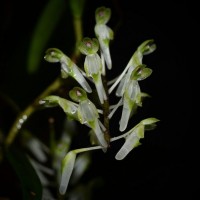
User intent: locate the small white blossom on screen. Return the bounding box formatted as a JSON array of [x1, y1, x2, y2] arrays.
[[79, 37, 107, 104], [94, 6, 114, 70], [44, 48, 92, 93], [69, 87, 108, 148]]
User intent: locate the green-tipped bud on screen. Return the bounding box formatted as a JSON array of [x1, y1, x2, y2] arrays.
[[44, 48, 64, 62], [138, 39, 156, 55], [131, 64, 153, 81], [141, 117, 160, 125], [78, 37, 99, 55], [69, 87, 87, 103], [95, 6, 111, 24], [141, 117, 160, 130]]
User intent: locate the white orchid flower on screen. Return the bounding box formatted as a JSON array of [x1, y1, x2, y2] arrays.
[[116, 40, 156, 97], [59, 150, 77, 195], [115, 117, 159, 160], [119, 64, 153, 131], [108, 39, 156, 96], [69, 87, 108, 148], [119, 80, 141, 132], [94, 6, 114, 70], [44, 48, 92, 93], [59, 145, 104, 195], [39, 95, 78, 121], [78, 37, 107, 104]]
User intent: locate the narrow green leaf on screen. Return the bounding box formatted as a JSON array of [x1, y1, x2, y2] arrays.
[[27, 0, 66, 74], [6, 146, 42, 200]]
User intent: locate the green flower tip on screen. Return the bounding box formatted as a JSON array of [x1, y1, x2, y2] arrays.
[[69, 87, 87, 102], [138, 39, 156, 55], [39, 95, 59, 107], [131, 64, 152, 81], [95, 6, 111, 24], [143, 118, 160, 130], [141, 117, 160, 125], [44, 48, 64, 63], [78, 37, 99, 55]]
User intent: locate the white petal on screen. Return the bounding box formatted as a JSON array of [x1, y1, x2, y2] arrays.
[[115, 133, 139, 160], [95, 76, 107, 104], [95, 24, 110, 39], [73, 66, 92, 93], [108, 98, 123, 119], [99, 40, 112, 70], [79, 100, 98, 123], [59, 151, 76, 195], [93, 119, 108, 148], [119, 106, 131, 132], [26, 139, 48, 163], [115, 76, 126, 97], [115, 146, 129, 161], [85, 54, 102, 75], [71, 153, 90, 184]]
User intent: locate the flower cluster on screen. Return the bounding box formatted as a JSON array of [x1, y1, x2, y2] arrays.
[[40, 6, 159, 196]]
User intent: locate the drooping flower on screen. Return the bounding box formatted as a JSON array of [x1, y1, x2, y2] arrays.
[[94, 6, 114, 70], [79, 37, 107, 104], [69, 87, 108, 148], [44, 48, 92, 93], [108, 39, 156, 96], [39, 95, 78, 121], [59, 150, 77, 195], [119, 64, 153, 131], [115, 118, 160, 160]]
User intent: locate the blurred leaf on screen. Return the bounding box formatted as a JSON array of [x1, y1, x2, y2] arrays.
[[6, 146, 42, 200], [27, 0, 66, 74], [70, 152, 91, 184]]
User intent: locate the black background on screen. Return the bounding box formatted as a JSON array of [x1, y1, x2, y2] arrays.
[[0, 0, 196, 199]]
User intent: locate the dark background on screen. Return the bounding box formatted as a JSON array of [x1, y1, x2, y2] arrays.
[[0, 0, 196, 199]]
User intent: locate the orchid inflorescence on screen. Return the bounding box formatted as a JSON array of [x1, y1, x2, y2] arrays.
[[40, 6, 159, 196]]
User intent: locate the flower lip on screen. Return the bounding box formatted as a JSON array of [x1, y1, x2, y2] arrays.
[[69, 87, 87, 103], [78, 37, 99, 55], [95, 6, 111, 24], [138, 39, 156, 55], [130, 64, 153, 81], [44, 48, 64, 62]]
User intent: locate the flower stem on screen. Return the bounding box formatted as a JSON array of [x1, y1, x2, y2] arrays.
[[5, 4, 84, 148], [71, 15, 82, 62], [74, 145, 103, 154], [5, 77, 63, 147]]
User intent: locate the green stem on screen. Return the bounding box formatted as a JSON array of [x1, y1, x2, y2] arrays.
[[5, 77, 63, 147], [72, 133, 128, 154], [5, 3, 84, 148], [74, 145, 103, 154], [71, 17, 82, 62]]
